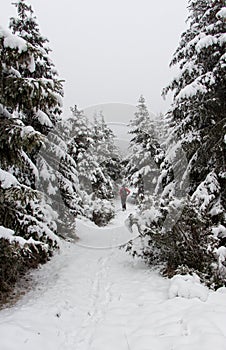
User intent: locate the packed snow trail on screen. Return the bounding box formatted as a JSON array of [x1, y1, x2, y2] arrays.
[[0, 202, 226, 350]]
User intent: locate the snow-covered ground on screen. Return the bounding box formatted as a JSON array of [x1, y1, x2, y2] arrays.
[[1, 201, 226, 350]]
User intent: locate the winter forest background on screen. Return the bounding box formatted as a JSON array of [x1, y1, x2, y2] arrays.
[[0, 0, 225, 305]]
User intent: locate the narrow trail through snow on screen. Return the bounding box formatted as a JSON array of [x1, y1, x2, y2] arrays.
[[0, 201, 226, 350]]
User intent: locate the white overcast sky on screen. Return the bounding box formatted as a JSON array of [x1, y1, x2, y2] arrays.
[[1, 0, 189, 117]]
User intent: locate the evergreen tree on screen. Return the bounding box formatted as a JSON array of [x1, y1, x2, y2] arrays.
[[68, 106, 113, 199], [92, 111, 122, 183], [9, 0, 64, 133], [0, 28, 58, 298], [65, 106, 115, 225], [35, 124, 81, 237], [6, 1, 79, 237], [126, 95, 162, 204], [0, 3, 65, 301], [0, 26, 59, 242], [161, 0, 226, 232], [127, 1, 226, 288]]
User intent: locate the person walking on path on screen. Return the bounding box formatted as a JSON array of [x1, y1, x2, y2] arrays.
[[119, 184, 130, 211]]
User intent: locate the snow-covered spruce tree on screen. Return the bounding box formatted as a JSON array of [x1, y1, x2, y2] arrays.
[[0, 3, 83, 304], [35, 124, 81, 238], [125, 95, 163, 205], [127, 1, 226, 288], [65, 106, 115, 226], [9, 0, 64, 133], [92, 111, 122, 184], [6, 1, 79, 238], [56, 119, 85, 219], [0, 16, 64, 301]]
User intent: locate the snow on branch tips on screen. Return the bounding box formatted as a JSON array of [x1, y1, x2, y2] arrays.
[[0, 225, 46, 249], [195, 35, 217, 52], [176, 80, 207, 101], [0, 26, 27, 53], [0, 168, 19, 189], [191, 172, 220, 212], [216, 7, 226, 20]]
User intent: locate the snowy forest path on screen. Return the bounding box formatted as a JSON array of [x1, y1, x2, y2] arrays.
[[0, 201, 226, 349]]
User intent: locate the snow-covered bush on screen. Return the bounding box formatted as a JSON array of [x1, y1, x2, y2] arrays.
[[168, 273, 209, 302], [126, 202, 226, 289], [89, 198, 115, 227]]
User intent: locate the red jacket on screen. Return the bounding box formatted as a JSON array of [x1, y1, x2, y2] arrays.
[[119, 187, 130, 197]]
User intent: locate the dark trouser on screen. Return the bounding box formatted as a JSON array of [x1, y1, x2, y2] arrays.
[[121, 196, 127, 210]]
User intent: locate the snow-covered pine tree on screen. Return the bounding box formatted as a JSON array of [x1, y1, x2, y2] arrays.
[[92, 111, 122, 184], [164, 0, 226, 201], [35, 123, 82, 238], [68, 106, 110, 199], [0, 27, 59, 301], [65, 106, 115, 226], [125, 95, 162, 205], [9, 0, 63, 133], [162, 0, 226, 283], [128, 0, 226, 288], [0, 2, 80, 304], [7, 1, 80, 238], [56, 119, 84, 218]]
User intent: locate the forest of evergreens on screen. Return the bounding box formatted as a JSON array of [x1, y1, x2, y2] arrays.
[[0, 0, 225, 304]]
